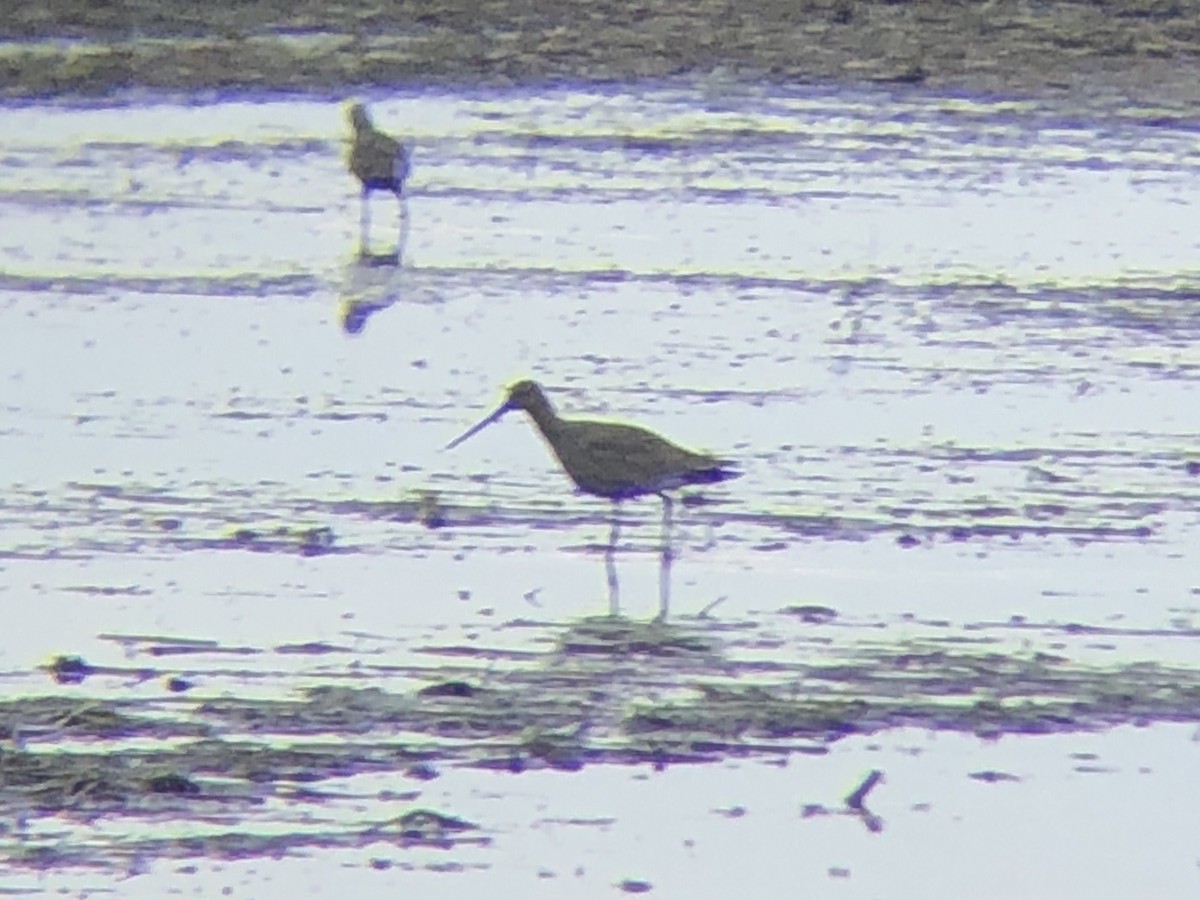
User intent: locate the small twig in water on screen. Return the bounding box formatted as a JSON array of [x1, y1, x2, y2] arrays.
[[697, 595, 728, 619], [846, 769, 884, 811]]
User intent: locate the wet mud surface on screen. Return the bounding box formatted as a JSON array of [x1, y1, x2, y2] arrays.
[[2, 84, 1200, 894]]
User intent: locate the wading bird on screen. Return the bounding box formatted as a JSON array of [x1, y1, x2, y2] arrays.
[[446, 380, 739, 619], [346, 101, 410, 258]]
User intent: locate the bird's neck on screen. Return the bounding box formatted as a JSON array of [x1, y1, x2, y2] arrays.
[[522, 396, 563, 440]]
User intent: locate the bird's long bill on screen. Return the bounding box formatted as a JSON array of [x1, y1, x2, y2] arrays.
[[445, 404, 508, 450]]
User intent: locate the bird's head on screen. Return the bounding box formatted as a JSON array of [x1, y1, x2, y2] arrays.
[[445, 379, 553, 450], [502, 379, 551, 415], [346, 102, 371, 132]]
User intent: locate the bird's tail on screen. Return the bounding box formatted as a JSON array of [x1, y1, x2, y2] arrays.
[[695, 462, 741, 485], [394, 147, 412, 189]]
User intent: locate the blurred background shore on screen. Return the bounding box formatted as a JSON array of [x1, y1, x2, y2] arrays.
[[4, 0, 1200, 104]]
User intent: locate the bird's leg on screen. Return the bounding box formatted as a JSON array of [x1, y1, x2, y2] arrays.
[[657, 494, 675, 621], [396, 193, 410, 264], [359, 188, 371, 256], [605, 503, 620, 617]]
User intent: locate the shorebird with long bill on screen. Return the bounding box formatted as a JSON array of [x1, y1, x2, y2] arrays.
[[446, 380, 739, 619]]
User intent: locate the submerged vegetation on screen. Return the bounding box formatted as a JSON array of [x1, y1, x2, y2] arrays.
[[5, 617, 1200, 868]]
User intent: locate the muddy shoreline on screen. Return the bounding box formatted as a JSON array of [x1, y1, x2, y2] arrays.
[[3, 0, 1200, 105]]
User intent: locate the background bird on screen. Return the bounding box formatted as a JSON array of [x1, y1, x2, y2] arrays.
[[346, 101, 411, 258], [447, 380, 739, 619]]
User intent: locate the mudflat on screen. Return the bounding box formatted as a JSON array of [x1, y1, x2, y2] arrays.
[[3, 0, 1200, 103]]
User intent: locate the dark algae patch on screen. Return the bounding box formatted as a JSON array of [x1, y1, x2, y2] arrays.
[[0, 695, 207, 744], [4, 0, 1200, 100], [5, 622, 1200, 871]]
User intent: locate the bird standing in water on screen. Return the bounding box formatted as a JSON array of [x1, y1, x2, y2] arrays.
[[346, 101, 410, 258], [446, 380, 739, 620]]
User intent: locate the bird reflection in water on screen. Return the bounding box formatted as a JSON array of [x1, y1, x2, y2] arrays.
[[337, 264, 402, 335]]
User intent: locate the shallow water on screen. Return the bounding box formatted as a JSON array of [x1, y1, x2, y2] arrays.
[[1, 82, 1199, 896]]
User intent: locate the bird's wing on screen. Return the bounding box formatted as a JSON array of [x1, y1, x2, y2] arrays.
[[355, 130, 405, 183], [559, 422, 716, 495]]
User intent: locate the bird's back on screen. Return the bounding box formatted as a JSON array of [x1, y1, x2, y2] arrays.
[[544, 417, 736, 500], [350, 124, 409, 192]]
